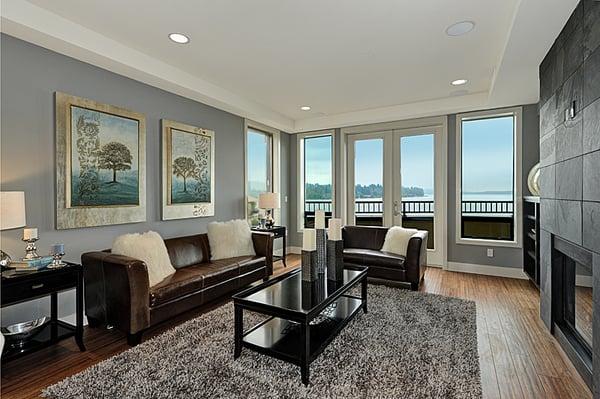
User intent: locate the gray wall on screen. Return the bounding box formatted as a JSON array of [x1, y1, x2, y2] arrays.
[[287, 106, 540, 270], [0, 35, 290, 324]]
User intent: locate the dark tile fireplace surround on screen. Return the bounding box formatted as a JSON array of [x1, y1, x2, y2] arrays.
[[538, 0, 600, 395]]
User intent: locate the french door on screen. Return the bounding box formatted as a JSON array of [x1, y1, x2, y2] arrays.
[[346, 127, 445, 267]]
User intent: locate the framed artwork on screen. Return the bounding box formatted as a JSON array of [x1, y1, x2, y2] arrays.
[[161, 119, 215, 220], [55, 92, 146, 229]]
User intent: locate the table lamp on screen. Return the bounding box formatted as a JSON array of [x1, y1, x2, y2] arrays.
[[258, 192, 280, 229], [0, 191, 26, 267]]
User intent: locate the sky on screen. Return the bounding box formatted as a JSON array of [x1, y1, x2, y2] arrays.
[[247, 129, 269, 196], [304, 135, 332, 185], [461, 116, 514, 193]]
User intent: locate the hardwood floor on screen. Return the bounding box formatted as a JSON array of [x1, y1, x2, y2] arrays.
[[1, 256, 593, 398]]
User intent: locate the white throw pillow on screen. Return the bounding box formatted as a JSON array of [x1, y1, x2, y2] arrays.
[[112, 231, 176, 287], [207, 219, 256, 261], [381, 226, 418, 257]]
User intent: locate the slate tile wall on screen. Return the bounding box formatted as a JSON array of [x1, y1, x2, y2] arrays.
[[539, 1, 600, 396]]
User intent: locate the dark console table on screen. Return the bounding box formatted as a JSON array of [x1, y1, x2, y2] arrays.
[[1, 262, 85, 361], [232, 266, 368, 385], [251, 225, 286, 267]]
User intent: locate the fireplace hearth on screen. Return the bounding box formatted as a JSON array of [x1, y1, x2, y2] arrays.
[[552, 235, 594, 388]]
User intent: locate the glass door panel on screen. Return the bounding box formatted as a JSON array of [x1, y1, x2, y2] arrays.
[[348, 135, 386, 226], [400, 134, 435, 249]]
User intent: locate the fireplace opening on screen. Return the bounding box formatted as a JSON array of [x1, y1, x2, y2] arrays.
[[552, 236, 593, 385]]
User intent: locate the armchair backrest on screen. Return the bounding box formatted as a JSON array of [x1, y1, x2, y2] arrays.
[[342, 225, 389, 250]]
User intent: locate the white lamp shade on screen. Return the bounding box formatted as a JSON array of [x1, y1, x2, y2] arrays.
[[0, 191, 26, 230], [258, 192, 280, 209]]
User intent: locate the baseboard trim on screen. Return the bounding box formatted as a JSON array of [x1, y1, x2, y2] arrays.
[[447, 262, 528, 279], [287, 246, 302, 255]]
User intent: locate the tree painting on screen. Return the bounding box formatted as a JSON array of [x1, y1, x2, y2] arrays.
[[172, 157, 197, 192], [98, 142, 133, 183], [70, 106, 139, 207], [170, 129, 211, 204]]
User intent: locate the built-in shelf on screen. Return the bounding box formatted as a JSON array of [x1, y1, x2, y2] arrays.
[[523, 197, 540, 289]]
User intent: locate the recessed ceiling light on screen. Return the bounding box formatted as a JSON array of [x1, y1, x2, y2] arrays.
[[300, 106, 311, 111], [451, 79, 468, 86], [168, 33, 190, 44], [446, 21, 475, 37]]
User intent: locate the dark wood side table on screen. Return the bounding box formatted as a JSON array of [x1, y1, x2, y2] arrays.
[[251, 225, 286, 267], [1, 262, 85, 362]]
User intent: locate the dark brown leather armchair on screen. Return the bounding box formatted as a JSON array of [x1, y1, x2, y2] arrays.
[[342, 226, 428, 290], [82, 232, 273, 345]]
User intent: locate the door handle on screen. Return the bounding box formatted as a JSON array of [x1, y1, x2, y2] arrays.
[[393, 201, 400, 217], [31, 283, 44, 289]]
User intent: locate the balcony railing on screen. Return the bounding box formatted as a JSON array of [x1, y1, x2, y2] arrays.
[[304, 199, 515, 241]]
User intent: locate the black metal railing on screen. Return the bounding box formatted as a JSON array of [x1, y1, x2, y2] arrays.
[[303, 199, 515, 240]]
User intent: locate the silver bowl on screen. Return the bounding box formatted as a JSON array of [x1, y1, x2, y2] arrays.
[[1, 317, 50, 342]]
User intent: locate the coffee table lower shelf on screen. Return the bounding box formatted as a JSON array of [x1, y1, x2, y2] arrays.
[[237, 295, 365, 384]]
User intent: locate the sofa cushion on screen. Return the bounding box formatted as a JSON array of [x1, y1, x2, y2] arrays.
[[149, 267, 205, 307], [164, 234, 209, 269], [343, 248, 406, 269], [207, 219, 256, 261], [149, 260, 242, 307], [227, 256, 267, 275], [112, 231, 176, 287]]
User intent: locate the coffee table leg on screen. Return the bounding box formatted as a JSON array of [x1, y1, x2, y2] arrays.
[[301, 321, 310, 385], [362, 276, 368, 314], [234, 304, 242, 359]]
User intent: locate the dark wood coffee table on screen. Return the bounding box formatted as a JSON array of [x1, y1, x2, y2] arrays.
[[232, 266, 368, 385]]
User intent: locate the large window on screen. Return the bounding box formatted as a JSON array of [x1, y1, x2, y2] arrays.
[[247, 128, 273, 226], [299, 132, 334, 228], [456, 108, 521, 245]]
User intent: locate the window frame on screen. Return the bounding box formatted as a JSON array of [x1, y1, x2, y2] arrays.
[[296, 130, 335, 232], [455, 107, 523, 248], [244, 120, 280, 226]]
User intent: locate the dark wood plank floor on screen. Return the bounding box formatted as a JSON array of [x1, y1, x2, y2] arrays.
[[1, 256, 592, 398]]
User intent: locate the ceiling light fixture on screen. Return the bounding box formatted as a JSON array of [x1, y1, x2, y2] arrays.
[[168, 33, 190, 44], [446, 21, 475, 37], [451, 79, 468, 86], [300, 106, 311, 111]]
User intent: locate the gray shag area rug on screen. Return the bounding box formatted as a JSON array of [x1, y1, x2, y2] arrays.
[[43, 285, 481, 398]]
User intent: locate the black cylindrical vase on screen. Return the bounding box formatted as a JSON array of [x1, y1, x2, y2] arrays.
[[327, 240, 344, 281], [301, 250, 318, 281], [316, 229, 327, 274]]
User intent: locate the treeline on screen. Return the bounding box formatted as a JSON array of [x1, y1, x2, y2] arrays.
[[305, 183, 425, 199]]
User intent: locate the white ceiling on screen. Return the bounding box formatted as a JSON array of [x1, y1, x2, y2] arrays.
[[1, 0, 579, 132]]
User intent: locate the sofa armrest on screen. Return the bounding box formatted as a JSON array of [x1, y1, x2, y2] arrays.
[[81, 251, 150, 334], [252, 231, 274, 276], [405, 231, 428, 284]]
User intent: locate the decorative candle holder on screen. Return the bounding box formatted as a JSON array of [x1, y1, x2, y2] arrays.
[[49, 253, 66, 268], [301, 250, 318, 282], [22, 237, 41, 260], [316, 228, 327, 274], [327, 240, 344, 281]]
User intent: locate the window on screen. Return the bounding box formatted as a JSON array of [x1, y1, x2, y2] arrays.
[[298, 132, 334, 229], [246, 128, 273, 226], [456, 108, 521, 246]]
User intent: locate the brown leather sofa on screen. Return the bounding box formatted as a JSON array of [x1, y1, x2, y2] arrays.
[[342, 226, 428, 290], [82, 231, 273, 345]]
